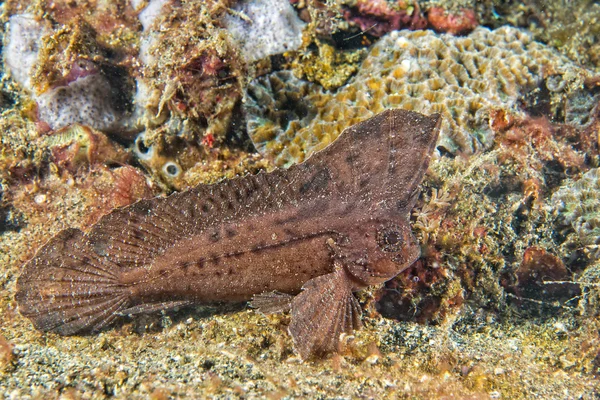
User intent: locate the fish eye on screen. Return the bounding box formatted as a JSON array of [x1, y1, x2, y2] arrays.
[[376, 225, 404, 252]]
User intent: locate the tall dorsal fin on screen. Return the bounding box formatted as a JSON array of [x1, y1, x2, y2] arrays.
[[303, 109, 441, 212]]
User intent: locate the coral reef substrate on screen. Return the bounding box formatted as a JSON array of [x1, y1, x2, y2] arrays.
[[0, 0, 599, 398], [245, 26, 592, 167]]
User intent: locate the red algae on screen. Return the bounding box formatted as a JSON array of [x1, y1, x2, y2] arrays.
[[427, 7, 478, 36], [341, 0, 427, 37], [511, 247, 581, 302]]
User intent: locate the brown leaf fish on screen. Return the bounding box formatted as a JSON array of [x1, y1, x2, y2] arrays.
[[16, 109, 441, 359]]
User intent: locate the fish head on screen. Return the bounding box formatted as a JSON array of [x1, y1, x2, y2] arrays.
[[342, 217, 420, 287]]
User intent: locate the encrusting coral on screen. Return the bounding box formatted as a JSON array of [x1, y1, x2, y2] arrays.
[[245, 26, 592, 167], [552, 168, 600, 262]]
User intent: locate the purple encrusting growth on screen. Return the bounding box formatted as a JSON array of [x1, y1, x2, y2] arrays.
[[16, 109, 440, 359]]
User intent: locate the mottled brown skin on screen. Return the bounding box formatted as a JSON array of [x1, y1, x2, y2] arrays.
[[16, 109, 441, 359]]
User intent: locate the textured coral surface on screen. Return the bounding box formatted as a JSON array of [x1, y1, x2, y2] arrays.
[[553, 168, 600, 261], [246, 27, 591, 167], [1, 0, 599, 398]]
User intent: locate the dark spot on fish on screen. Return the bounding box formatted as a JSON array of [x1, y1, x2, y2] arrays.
[[178, 261, 191, 273], [273, 217, 288, 226], [235, 189, 245, 203], [299, 168, 330, 195], [209, 231, 220, 243], [283, 228, 296, 238], [131, 229, 144, 240], [201, 203, 210, 213], [225, 228, 237, 238], [184, 204, 197, 219], [131, 201, 152, 214], [359, 177, 371, 189], [396, 199, 409, 211], [397, 187, 419, 211]]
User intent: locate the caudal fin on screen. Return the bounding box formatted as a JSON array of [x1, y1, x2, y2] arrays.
[[16, 228, 129, 335]]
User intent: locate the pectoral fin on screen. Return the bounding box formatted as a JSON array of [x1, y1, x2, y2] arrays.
[[250, 291, 293, 314], [289, 269, 362, 360]]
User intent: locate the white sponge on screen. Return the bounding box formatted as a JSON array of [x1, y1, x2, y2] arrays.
[[3, 14, 49, 92], [224, 0, 305, 63]]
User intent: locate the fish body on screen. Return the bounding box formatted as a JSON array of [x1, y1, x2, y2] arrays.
[[16, 109, 441, 359]]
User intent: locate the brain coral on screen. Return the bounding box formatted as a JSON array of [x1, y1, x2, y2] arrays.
[[552, 168, 600, 261], [245, 26, 591, 166]]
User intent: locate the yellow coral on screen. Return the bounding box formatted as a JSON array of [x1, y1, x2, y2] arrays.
[[246, 27, 592, 166]]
